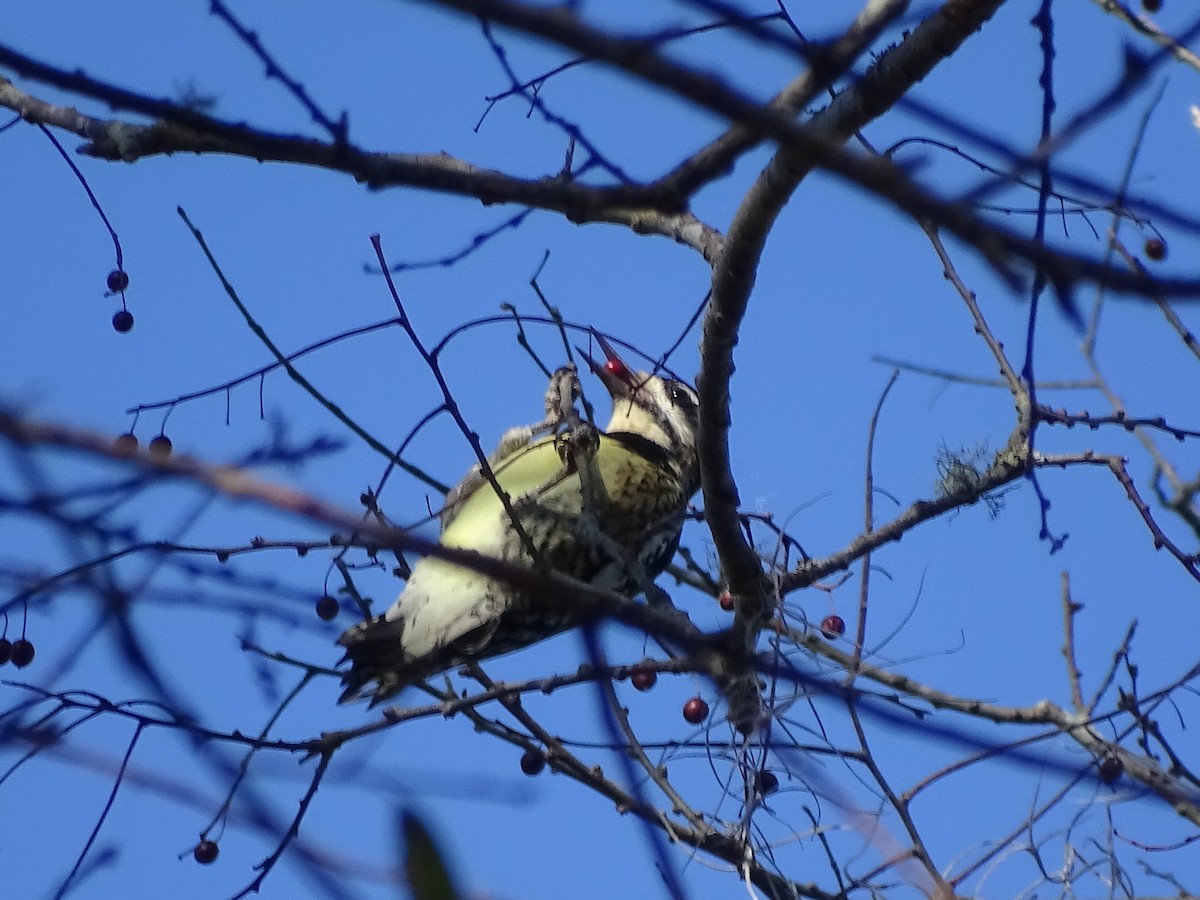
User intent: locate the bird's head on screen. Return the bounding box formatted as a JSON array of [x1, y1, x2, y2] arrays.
[[579, 332, 700, 489]]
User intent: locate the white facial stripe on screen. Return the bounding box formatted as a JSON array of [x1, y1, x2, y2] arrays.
[[604, 374, 698, 458]]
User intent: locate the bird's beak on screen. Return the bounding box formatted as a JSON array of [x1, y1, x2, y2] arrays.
[[578, 331, 639, 399]]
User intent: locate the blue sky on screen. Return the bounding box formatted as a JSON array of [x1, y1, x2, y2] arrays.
[[3, 2, 1200, 899]]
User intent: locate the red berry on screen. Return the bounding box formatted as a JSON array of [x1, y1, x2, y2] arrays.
[[112, 310, 134, 333], [718, 590, 735, 612], [193, 840, 219, 864], [820, 614, 845, 639], [631, 665, 657, 692], [1098, 755, 1123, 783], [682, 697, 709, 724], [756, 770, 779, 795], [106, 269, 130, 292], [1144, 237, 1166, 260], [519, 748, 546, 776], [113, 432, 138, 456], [148, 434, 173, 459], [315, 595, 339, 621], [10, 639, 35, 669], [0, 638, 11, 665]]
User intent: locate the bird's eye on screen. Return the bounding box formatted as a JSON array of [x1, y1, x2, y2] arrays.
[[668, 383, 696, 411]]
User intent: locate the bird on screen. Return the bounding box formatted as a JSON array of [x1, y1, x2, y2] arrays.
[[337, 335, 701, 704]]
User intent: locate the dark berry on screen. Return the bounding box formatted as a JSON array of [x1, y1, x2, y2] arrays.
[[148, 435, 173, 459], [682, 697, 709, 724], [820, 614, 845, 639], [0, 638, 11, 665], [519, 748, 546, 776], [113, 432, 138, 456], [1141, 0, 1162, 12], [112, 310, 134, 333], [1144, 237, 1166, 260], [315, 595, 339, 621], [106, 269, 130, 293], [718, 590, 735, 612], [10, 639, 35, 669], [631, 665, 657, 692], [193, 840, 219, 864], [1098, 755, 1123, 783], [756, 770, 779, 795]]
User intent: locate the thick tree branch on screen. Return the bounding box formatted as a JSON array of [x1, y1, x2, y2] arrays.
[[702, 0, 1008, 727], [0, 62, 719, 259], [4, 9, 1199, 294], [419, 0, 1200, 298], [656, 0, 912, 198]]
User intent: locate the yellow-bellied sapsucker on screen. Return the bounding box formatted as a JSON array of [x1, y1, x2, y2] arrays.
[[337, 336, 700, 704]]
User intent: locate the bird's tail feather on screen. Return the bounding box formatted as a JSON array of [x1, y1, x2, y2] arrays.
[[337, 616, 419, 705], [337, 615, 491, 705]]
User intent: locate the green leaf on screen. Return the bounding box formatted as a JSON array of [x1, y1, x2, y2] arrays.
[[398, 809, 461, 900]]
